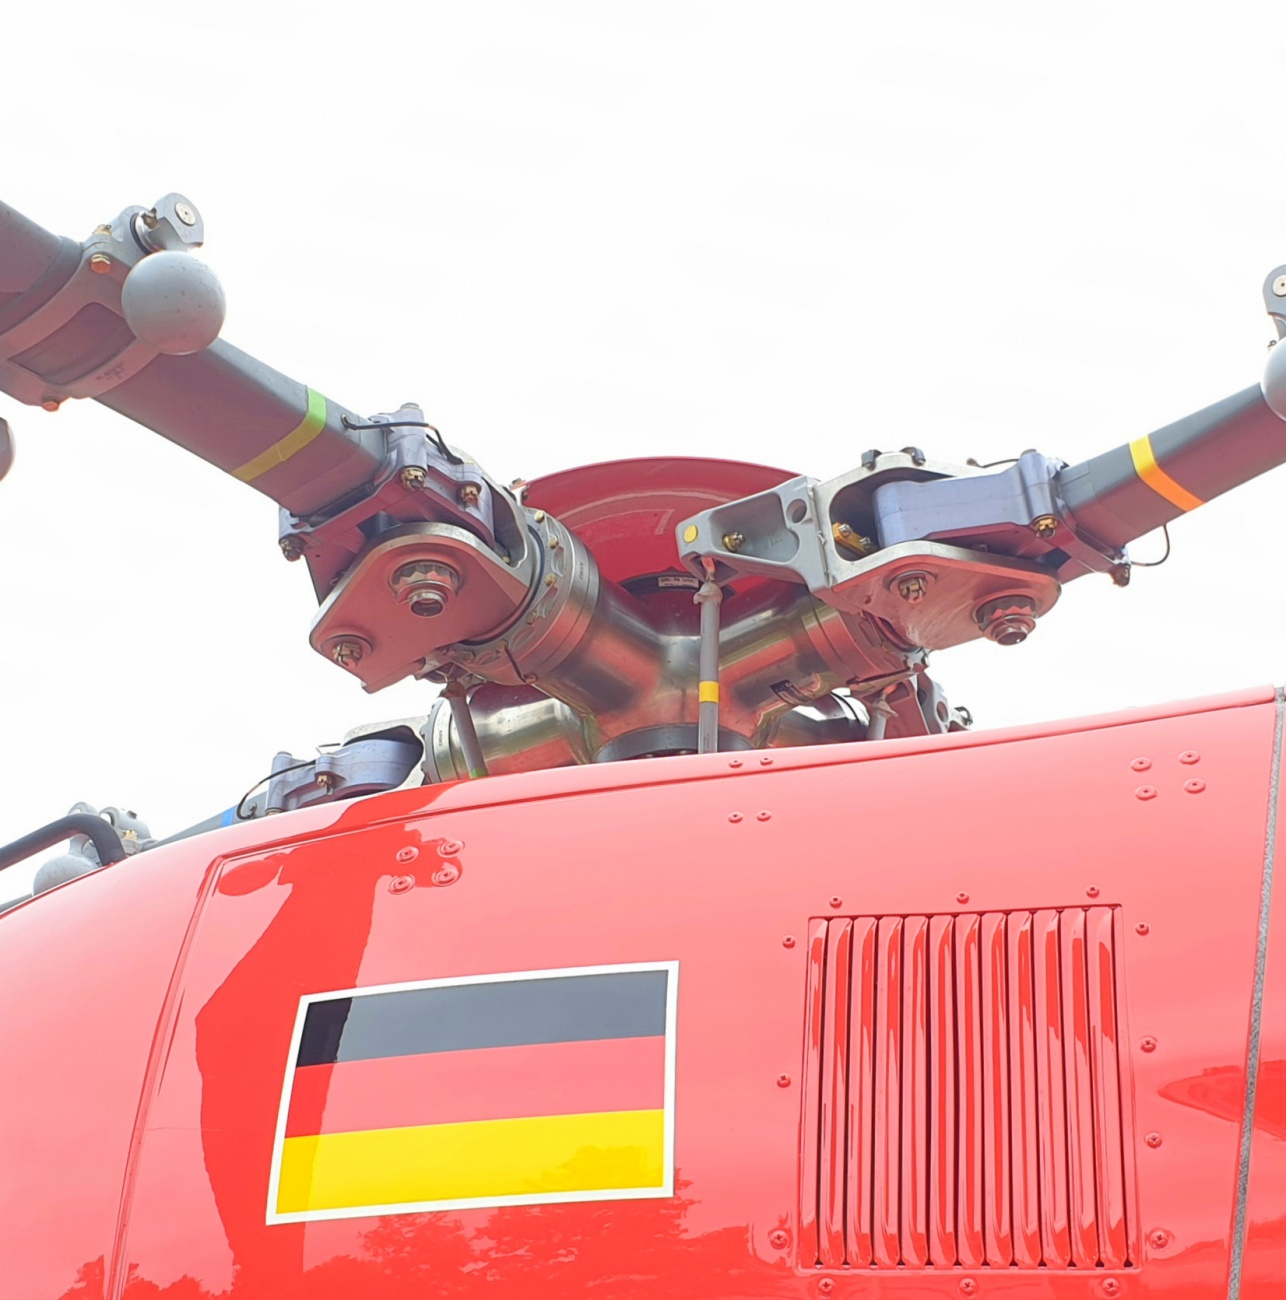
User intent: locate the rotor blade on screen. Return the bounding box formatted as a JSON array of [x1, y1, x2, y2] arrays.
[[1057, 385, 1286, 550], [0, 199, 385, 518]]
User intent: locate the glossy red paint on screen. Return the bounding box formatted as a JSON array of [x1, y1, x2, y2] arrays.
[[0, 685, 1282, 1298]]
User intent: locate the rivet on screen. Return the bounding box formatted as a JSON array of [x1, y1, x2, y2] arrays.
[[388, 875, 415, 894], [759, 755, 774, 766], [768, 1228, 790, 1250], [1184, 778, 1206, 794], [756, 810, 772, 821], [432, 864, 460, 886], [1148, 1229, 1170, 1250], [1140, 1036, 1157, 1052], [956, 891, 970, 904], [396, 846, 418, 863], [782, 935, 796, 948], [1179, 750, 1200, 765], [777, 1073, 792, 1088], [1135, 922, 1150, 935], [533, 510, 546, 523], [728, 758, 743, 768], [439, 840, 463, 856], [1130, 757, 1151, 772], [959, 1282, 977, 1297], [1135, 786, 1157, 801], [728, 812, 743, 823], [1086, 885, 1100, 898], [829, 895, 843, 909], [1145, 1132, 1163, 1148]]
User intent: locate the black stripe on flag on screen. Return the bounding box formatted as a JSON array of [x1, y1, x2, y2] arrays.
[[296, 969, 670, 1067]]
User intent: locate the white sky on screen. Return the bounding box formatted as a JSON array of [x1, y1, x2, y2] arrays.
[[3, 2, 1286, 892]]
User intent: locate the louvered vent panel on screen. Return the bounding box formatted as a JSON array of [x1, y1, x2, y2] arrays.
[[799, 909, 1134, 1270]]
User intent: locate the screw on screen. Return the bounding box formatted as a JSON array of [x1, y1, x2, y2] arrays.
[[756, 810, 772, 821], [1102, 1282, 1121, 1298], [1145, 1132, 1163, 1148], [1184, 778, 1206, 794], [959, 1282, 977, 1297], [330, 639, 366, 669], [722, 531, 745, 552], [439, 839, 464, 856], [433, 864, 460, 885], [279, 536, 304, 562], [1135, 786, 1157, 801], [88, 252, 113, 275], [388, 874, 415, 894], [729, 758, 743, 768], [768, 1228, 789, 1249], [1148, 1229, 1170, 1250], [1141, 1036, 1157, 1052], [759, 755, 774, 766], [1086, 885, 1100, 898], [398, 465, 427, 492], [777, 1074, 791, 1088], [782, 935, 796, 948], [956, 891, 970, 904], [1274, 275, 1286, 298], [458, 483, 481, 508], [829, 895, 843, 908], [728, 812, 743, 823], [396, 846, 418, 863], [897, 572, 929, 603], [1032, 514, 1058, 539], [1179, 750, 1200, 764], [315, 772, 334, 790], [1135, 922, 1150, 935], [1130, 757, 1152, 772], [818, 1281, 835, 1296]]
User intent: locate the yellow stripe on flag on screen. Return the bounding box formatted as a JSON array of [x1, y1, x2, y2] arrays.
[[277, 1108, 665, 1213], [1128, 435, 1204, 513]]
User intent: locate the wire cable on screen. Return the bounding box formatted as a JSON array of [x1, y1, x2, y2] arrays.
[[341, 415, 463, 465]]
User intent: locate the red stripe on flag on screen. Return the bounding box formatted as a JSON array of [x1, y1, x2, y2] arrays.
[[285, 1034, 667, 1137]]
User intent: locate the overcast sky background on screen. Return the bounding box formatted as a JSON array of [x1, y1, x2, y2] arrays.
[[3, 2, 1286, 891]]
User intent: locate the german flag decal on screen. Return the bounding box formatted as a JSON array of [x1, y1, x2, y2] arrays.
[[266, 962, 678, 1223]]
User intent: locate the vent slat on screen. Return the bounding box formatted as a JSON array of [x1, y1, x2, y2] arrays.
[[980, 912, 1013, 1266], [845, 917, 877, 1266], [1088, 907, 1131, 1267], [954, 914, 985, 1267], [799, 918, 828, 1266], [1061, 907, 1100, 1267], [873, 917, 902, 1267], [819, 920, 851, 1268], [802, 908, 1131, 1272], [928, 915, 958, 1267]]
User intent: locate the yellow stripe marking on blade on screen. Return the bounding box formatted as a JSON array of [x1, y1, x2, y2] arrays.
[[698, 681, 720, 704], [277, 1108, 665, 1214], [1128, 435, 1204, 513], [231, 387, 328, 484]]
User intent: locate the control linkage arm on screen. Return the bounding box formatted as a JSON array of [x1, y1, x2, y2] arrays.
[[675, 265, 1286, 653]]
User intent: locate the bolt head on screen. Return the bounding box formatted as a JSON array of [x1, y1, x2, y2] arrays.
[[722, 531, 745, 552], [1086, 885, 1100, 898], [1140, 1036, 1157, 1052], [458, 483, 481, 508], [1145, 1131, 1162, 1148], [398, 465, 427, 492], [829, 895, 843, 909], [279, 536, 304, 562], [782, 935, 796, 948], [776, 1073, 791, 1088], [40, 398, 61, 412], [1032, 514, 1058, 539], [897, 571, 930, 603], [956, 891, 970, 904], [88, 252, 113, 275], [329, 638, 367, 669]]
